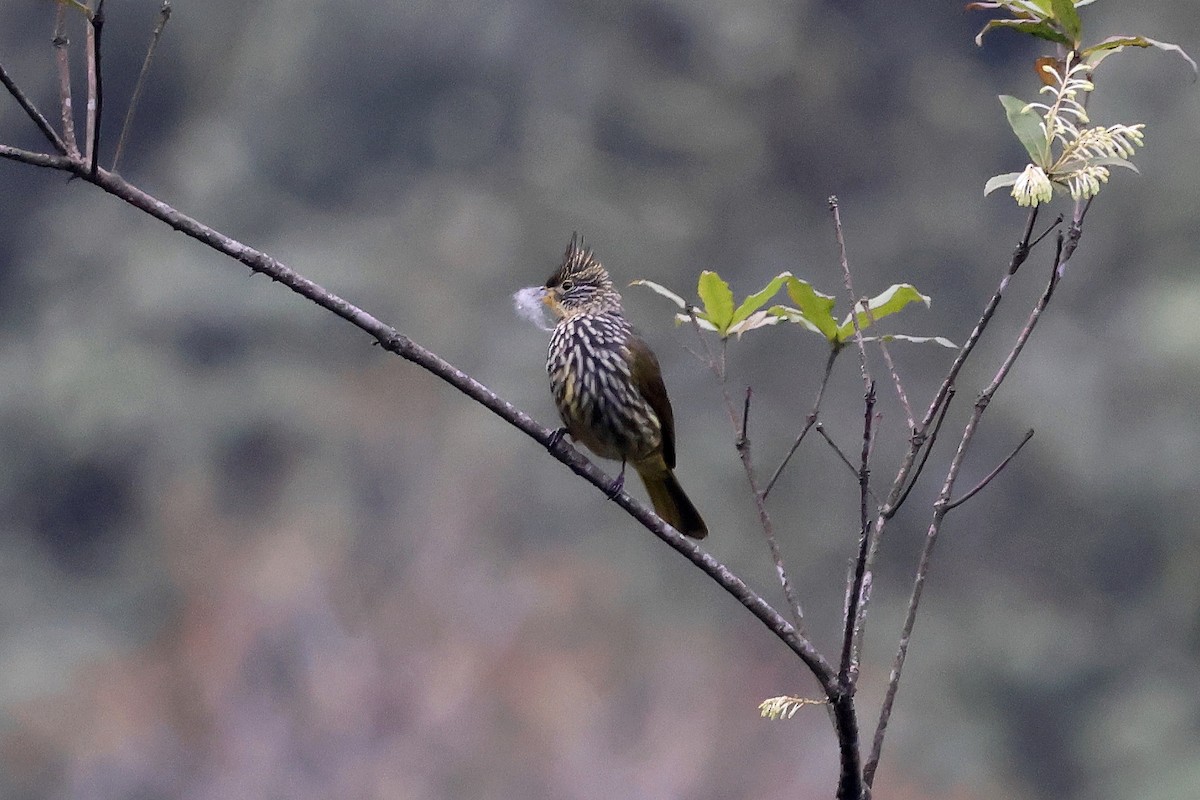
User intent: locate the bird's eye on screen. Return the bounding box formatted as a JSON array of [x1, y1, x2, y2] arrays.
[[560, 279, 575, 291]]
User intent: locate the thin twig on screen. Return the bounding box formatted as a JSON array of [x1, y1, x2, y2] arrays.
[[861, 298, 914, 429], [889, 386, 955, 515], [839, 381, 876, 689], [864, 232, 1068, 791], [52, 4, 80, 158], [829, 196, 872, 392], [815, 423, 859, 478], [84, 4, 97, 167], [944, 428, 1034, 511], [113, 0, 172, 172], [763, 345, 840, 500], [87, 0, 105, 177], [0, 63, 70, 156], [738, 387, 752, 447], [726, 382, 807, 630]]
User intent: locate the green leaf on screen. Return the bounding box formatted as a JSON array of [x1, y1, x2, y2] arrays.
[[1000, 94, 1050, 167], [630, 279, 688, 309], [783, 277, 839, 341], [1082, 35, 1198, 76], [697, 271, 735, 335], [1049, 0, 1081, 45], [984, 172, 1024, 196], [730, 272, 791, 328], [836, 284, 931, 343], [975, 19, 1072, 48]]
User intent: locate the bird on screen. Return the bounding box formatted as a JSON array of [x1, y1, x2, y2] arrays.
[[539, 234, 708, 539]]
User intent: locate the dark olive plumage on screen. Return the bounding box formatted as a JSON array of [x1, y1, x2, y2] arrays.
[[542, 235, 707, 539]]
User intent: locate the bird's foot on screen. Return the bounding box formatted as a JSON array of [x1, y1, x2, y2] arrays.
[[548, 427, 570, 450], [606, 461, 627, 499]]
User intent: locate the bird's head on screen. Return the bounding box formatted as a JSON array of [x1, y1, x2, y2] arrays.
[[541, 235, 622, 319]]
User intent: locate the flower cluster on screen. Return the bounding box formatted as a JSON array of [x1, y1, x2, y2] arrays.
[[988, 53, 1147, 208], [1017, 55, 1145, 205]]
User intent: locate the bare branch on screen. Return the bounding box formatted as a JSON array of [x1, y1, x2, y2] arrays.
[[849, 208, 1044, 691], [3, 148, 842, 697], [738, 386, 752, 446]]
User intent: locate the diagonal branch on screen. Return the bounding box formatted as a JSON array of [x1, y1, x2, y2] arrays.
[[0, 144, 842, 701]]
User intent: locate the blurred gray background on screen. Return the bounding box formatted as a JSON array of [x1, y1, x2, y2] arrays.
[[1, 1, 1198, 798]]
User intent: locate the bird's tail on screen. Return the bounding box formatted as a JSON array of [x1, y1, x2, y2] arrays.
[[639, 467, 708, 539]]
